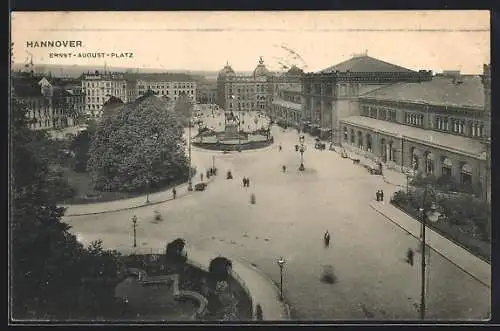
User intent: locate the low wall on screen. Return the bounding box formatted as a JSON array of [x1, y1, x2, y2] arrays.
[[192, 137, 274, 152]]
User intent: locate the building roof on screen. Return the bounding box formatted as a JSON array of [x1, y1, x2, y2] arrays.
[[124, 72, 196, 82], [360, 75, 484, 109], [286, 65, 304, 76], [253, 57, 272, 77], [218, 64, 236, 79], [321, 55, 416, 74], [340, 115, 486, 159]]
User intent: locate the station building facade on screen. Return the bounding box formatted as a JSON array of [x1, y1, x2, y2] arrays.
[[339, 67, 491, 200], [300, 53, 432, 140]]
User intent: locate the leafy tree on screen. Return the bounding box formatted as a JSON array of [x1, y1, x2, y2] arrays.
[[10, 99, 119, 319], [69, 122, 97, 172], [87, 96, 190, 193], [173, 92, 194, 127]]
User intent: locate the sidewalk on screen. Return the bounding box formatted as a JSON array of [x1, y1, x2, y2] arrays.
[[370, 201, 491, 288]]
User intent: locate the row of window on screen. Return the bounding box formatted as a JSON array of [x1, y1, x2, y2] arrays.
[[406, 113, 424, 126], [137, 89, 195, 96], [137, 83, 195, 89], [86, 89, 125, 96], [361, 105, 397, 122], [84, 81, 126, 88], [228, 87, 266, 94], [435, 116, 484, 137]]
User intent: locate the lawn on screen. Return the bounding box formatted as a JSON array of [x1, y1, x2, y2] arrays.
[[58, 166, 194, 205]]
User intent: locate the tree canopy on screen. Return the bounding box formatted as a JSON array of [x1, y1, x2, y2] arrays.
[[173, 93, 194, 127], [11, 99, 120, 319], [87, 96, 190, 193]]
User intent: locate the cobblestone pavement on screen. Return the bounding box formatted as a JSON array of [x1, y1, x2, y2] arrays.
[[64, 115, 490, 321]]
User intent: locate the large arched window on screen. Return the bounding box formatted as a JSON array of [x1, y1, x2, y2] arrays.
[[424, 151, 434, 175], [357, 131, 363, 149], [344, 127, 348, 141], [350, 129, 355, 144], [366, 133, 372, 153], [442, 157, 452, 177], [460, 163, 473, 186]]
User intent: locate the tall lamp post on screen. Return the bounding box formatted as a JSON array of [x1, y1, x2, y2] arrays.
[[419, 185, 430, 320], [298, 135, 306, 171], [187, 107, 193, 191], [132, 215, 138, 248], [277, 257, 286, 301]]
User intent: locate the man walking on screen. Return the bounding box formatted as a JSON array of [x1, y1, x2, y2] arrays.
[[406, 248, 414, 266], [324, 230, 331, 248], [172, 187, 177, 199]]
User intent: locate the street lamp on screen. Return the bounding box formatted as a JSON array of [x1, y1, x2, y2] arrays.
[[419, 185, 430, 320], [277, 257, 286, 301], [132, 215, 138, 248], [298, 135, 306, 171], [187, 115, 193, 192]]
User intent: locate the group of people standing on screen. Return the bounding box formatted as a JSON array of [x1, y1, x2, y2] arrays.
[[376, 190, 385, 201]]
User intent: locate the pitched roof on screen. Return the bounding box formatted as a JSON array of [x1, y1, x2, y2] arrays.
[[340, 115, 486, 159], [360, 75, 484, 109], [321, 55, 416, 74]]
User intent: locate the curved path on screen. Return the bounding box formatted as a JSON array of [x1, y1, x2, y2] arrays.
[[64, 119, 490, 321]]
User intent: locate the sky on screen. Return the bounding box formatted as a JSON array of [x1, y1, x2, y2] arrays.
[[11, 11, 490, 74]]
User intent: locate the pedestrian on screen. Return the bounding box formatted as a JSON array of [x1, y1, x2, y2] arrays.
[[247, 178, 250, 187], [279, 144, 282, 151], [282, 165, 286, 173], [406, 248, 414, 266], [172, 187, 177, 199], [242, 177, 246, 187], [206, 170, 210, 179], [376, 190, 380, 201], [380, 190, 384, 202], [200, 173, 204, 182], [324, 230, 331, 248]]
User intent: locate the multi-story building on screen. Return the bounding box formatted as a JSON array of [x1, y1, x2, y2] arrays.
[[301, 53, 432, 140], [126, 73, 197, 101], [81, 71, 197, 118], [12, 71, 86, 131], [270, 65, 304, 127], [216, 58, 274, 113], [81, 71, 128, 117], [339, 67, 490, 199]]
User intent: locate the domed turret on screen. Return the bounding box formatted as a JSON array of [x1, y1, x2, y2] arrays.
[[218, 61, 236, 80], [286, 65, 304, 76], [253, 57, 271, 78]]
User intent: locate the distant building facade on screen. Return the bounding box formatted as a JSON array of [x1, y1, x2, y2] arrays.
[[81, 71, 196, 118], [81, 71, 128, 117], [301, 53, 433, 140], [216, 58, 274, 113], [270, 65, 304, 127], [12, 71, 86, 131], [339, 67, 490, 199]]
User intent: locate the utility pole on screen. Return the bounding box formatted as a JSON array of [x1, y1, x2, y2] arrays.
[[187, 101, 193, 191], [132, 215, 138, 248], [420, 186, 428, 320]]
